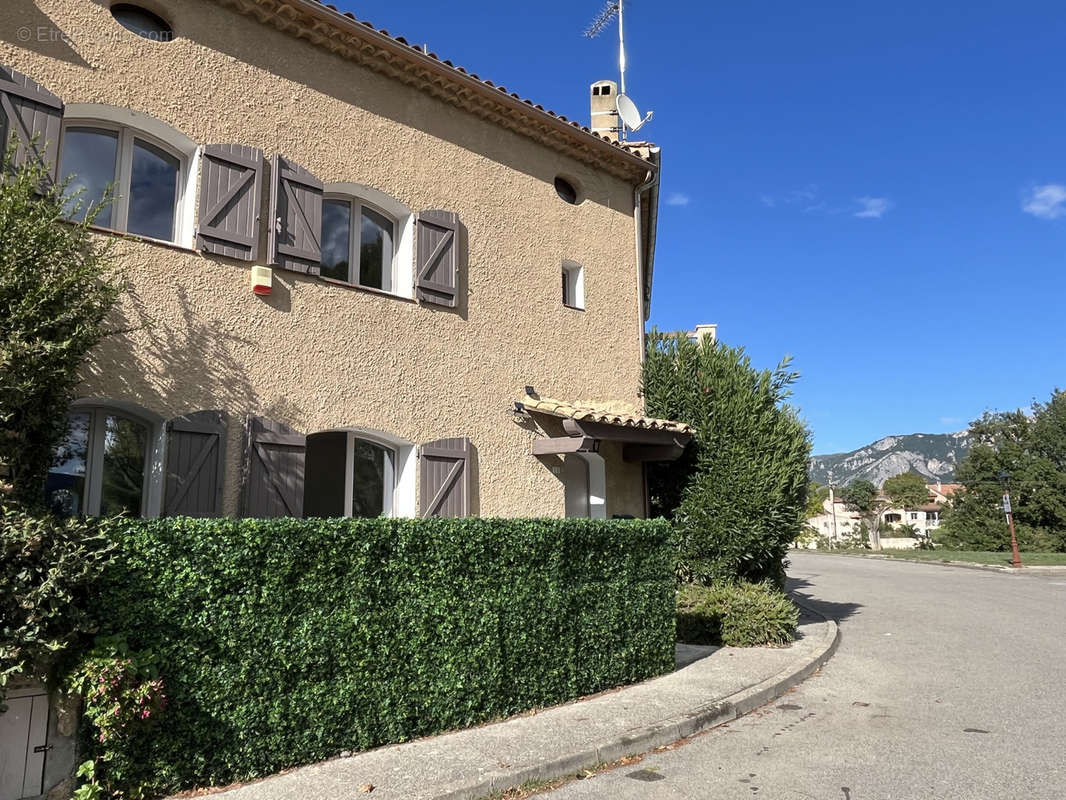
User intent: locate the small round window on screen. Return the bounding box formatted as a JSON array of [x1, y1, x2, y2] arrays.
[[555, 176, 579, 205], [111, 4, 174, 42]]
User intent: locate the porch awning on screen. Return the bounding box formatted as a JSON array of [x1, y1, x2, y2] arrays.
[[516, 394, 693, 461]]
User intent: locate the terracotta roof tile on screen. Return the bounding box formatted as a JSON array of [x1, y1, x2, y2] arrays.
[[518, 394, 694, 435], [292, 0, 650, 159]]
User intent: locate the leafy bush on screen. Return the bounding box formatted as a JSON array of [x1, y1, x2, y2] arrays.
[[642, 332, 811, 586], [66, 634, 166, 745], [0, 141, 121, 507], [0, 506, 115, 707], [676, 582, 799, 647], [88, 516, 676, 795]]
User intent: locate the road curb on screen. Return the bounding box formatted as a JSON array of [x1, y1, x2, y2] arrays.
[[802, 550, 1066, 577], [435, 598, 841, 800]]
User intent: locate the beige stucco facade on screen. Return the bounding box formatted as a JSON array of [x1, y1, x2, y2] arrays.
[[1, 0, 660, 518]]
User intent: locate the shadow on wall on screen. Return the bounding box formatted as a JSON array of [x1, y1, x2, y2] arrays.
[[83, 284, 258, 419], [81, 282, 266, 512], [0, 0, 92, 68]]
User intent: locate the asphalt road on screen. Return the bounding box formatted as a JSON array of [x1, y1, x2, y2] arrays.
[[547, 552, 1066, 800]]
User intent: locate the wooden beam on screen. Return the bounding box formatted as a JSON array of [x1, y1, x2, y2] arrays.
[[562, 418, 691, 447], [531, 436, 599, 456], [623, 443, 686, 462]]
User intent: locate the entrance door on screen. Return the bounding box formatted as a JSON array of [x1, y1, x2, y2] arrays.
[[0, 691, 48, 800]]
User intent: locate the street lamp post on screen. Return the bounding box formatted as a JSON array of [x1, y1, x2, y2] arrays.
[[998, 471, 1023, 569]]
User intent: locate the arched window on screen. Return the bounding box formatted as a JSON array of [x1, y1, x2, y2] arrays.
[[304, 428, 416, 518], [320, 183, 414, 297], [45, 401, 165, 517], [59, 105, 198, 245]]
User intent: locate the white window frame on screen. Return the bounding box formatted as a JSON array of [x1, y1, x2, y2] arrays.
[[51, 400, 166, 518], [318, 427, 416, 518], [322, 182, 415, 298], [562, 260, 585, 310], [61, 104, 199, 247]]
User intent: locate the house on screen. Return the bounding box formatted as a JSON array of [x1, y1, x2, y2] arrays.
[[805, 494, 862, 544], [877, 482, 960, 543], [806, 482, 960, 549], [0, 0, 690, 529], [1, 2, 693, 795]]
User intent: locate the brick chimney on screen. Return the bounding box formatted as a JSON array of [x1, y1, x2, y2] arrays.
[[590, 80, 619, 142]]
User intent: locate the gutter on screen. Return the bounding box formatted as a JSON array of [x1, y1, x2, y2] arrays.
[[639, 148, 661, 323], [255, 0, 655, 178], [633, 148, 661, 372]]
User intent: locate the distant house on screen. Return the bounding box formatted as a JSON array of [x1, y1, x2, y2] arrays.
[[807, 481, 961, 548], [877, 482, 961, 545]]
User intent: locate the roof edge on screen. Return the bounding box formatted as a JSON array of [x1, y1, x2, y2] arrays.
[[213, 0, 657, 182]]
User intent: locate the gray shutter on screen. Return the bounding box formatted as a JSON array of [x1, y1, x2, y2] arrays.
[[196, 144, 264, 261], [303, 431, 347, 518], [420, 437, 472, 517], [242, 415, 306, 518], [0, 64, 63, 186], [415, 210, 460, 308], [268, 155, 323, 275], [164, 410, 226, 517]]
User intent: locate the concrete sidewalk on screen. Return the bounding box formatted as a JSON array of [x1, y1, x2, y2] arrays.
[[204, 603, 838, 800]]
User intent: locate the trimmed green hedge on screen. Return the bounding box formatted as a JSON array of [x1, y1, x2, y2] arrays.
[[89, 517, 675, 794]]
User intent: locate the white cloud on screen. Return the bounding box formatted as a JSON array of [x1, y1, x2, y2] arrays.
[[854, 196, 893, 219], [940, 416, 962, 425], [759, 194, 776, 208], [666, 192, 690, 207], [1022, 184, 1066, 220]]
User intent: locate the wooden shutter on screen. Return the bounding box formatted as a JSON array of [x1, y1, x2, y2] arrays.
[[242, 416, 306, 518], [415, 210, 460, 308], [0, 64, 63, 186], [268, 155, 323, 275], [196, 144, 264, 261], [164, 410, 226, 517], [420, 437, 472, 517], [303, 431, 347, 518]]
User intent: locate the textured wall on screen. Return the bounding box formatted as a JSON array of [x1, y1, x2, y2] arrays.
[[0, 0, 648, 517]]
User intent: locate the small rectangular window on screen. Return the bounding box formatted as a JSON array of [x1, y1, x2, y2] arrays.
[[562, 262, 584, 310]]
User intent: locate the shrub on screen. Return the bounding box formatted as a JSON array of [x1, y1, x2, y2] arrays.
[[87, 516, 676, 795], [0, 143, 122, 507], [642, 332, 811, 587], [0, 506, 115, 707], [676, 583, 799, 647]]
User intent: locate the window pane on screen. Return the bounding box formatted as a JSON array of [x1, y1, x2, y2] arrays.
[[351, 439, 389, 518], [99, 415, 149, 517], [46, 412, 91, 516], [128, 138, 179, 241], [61, 128, 118, 225], [359, 206, 393, 290], [321, 199, 352, 281]]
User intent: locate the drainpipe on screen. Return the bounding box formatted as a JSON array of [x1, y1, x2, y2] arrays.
[[633, 148, 661, 369]]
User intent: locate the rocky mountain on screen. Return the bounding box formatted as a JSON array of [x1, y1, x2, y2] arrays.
[[810, 432, 970, 487]]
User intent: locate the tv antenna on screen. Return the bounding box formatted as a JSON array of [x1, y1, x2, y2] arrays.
[[584, 0, 653, 139]]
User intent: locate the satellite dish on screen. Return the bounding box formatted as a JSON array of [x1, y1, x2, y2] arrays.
[[616, 93, 652, 132]]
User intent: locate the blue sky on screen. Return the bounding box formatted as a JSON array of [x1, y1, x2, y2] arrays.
[[329, 0, 1066, 454]]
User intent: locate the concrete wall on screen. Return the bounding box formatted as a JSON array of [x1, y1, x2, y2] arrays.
[[0, 0, 649, 517]]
